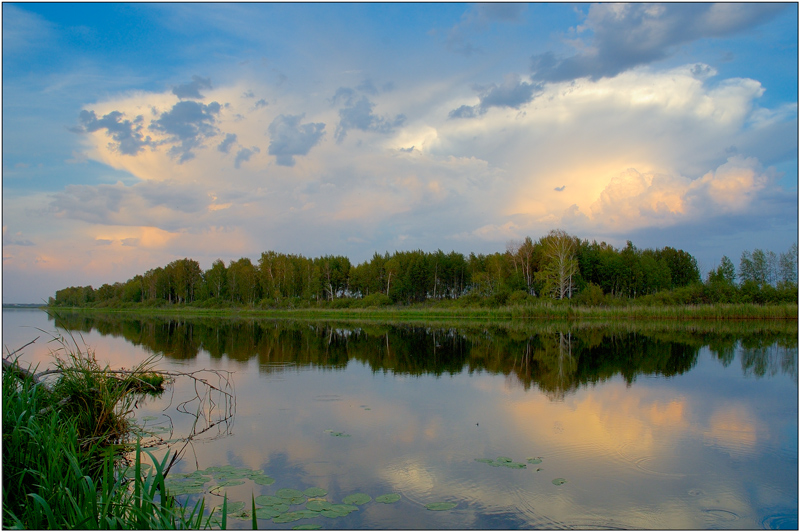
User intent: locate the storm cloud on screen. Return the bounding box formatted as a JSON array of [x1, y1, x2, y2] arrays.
[[267, 114, 325, 167]]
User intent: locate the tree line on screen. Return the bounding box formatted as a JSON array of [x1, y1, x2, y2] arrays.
[[50, 229, 798, 309]]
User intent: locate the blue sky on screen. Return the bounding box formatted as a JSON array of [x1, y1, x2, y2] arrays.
[[3, 3, 797, 303]]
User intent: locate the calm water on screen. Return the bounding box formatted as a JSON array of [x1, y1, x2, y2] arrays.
[[3, 309, 798, 529]]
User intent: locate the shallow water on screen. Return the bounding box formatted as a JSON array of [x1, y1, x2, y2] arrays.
[[3, 309, 797, 529]]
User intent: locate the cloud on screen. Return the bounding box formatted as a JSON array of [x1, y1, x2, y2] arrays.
[[267, 114, 325, 167], [49, 180, 212, 230], [172, 75, 213, 100], [580, 156, 775, 232], [75, 110, 153, 155], [218, 133, 237, 154], [554, 186, 565, 192], [531, 3, 788, 82], [334, 95, 406, 142], [449, 74, 542, 118], [94, 239, 113, 246], [234, 146, 260, 169], [446, 3, 527, 56], [149, 100, 222, 163]]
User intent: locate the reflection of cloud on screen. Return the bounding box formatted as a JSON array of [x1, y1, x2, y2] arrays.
[[702, 406, 758, 458]]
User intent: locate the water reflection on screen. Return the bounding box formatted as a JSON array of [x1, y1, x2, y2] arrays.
[[49, 312, 797, 399]]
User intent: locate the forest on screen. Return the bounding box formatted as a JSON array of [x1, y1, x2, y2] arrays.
[[49, 229, 798, 309]]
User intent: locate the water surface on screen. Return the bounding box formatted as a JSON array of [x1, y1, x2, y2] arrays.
[[3, 309, 797, 529]]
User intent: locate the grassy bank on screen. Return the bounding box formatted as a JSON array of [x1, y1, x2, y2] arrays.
[[2, 350, 216, 529], [46, 300, 798, 321]]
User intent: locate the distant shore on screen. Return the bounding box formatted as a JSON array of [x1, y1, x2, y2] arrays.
[[43, 301, 798, 321]]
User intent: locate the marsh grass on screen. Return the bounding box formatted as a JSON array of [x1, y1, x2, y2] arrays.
[[2, 345, 223, 529]]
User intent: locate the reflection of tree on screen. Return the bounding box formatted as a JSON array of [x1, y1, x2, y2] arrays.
[[48, 312, 797, 397], [741, 343, 798, 380]]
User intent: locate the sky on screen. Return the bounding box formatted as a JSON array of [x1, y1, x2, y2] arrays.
[[2, 3, 798, 303]]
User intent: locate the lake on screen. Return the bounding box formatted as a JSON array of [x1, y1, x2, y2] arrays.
[[3, 308, 797, 529]]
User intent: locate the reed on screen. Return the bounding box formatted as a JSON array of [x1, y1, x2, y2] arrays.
[[2, 354, 220, 529]]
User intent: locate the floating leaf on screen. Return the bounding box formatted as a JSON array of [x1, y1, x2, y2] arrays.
[[526, 457, 543, 464], [552, 478, 567, 485], [255, 507, 283, 519], [256, 495, 287, 506], [252, 475, 275, 486], [426, 501, 457, 511], [293, 525, 322, 530], [303, 487, 328, 498], [277, 488, 306, 500], [273, 512, 305, 524], [496, 456, 512, 463], [306, 500, 334, 512], [215, 501, 245, 514], [342, 493, 372, 505], [141, 415, 159, 421], [375, 493, 401, 504], [502, 462, 527, 469]]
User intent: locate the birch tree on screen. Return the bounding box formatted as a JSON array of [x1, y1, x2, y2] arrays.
[[535, 229, 579, 299]]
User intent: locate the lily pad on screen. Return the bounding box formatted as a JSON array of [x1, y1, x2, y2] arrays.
[[256, 495, 288, 506], [496, 456, 513, 463], [255, 506, 283, 519], [293, 525, 322, 530], [375, 493, 401, 504], [303, 487, 328, 497], [342, 493, 372, 505], [215, 501, 245, 515], [306, 500, 334, 512], [426, 501, 457, 511], [552, 478, 567, 485], [273, 512, 306, 524], [526, 457, 543, 464], [502, 462, 527, 469], [252, 474, 276, 486], [277, 488, 306, 500]]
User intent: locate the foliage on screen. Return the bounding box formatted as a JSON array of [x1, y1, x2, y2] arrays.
[[2, 359, 216, 529], [48, 231, 797, 310]]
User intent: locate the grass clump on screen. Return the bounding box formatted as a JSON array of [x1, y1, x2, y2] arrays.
[[2, 347, 216, 529]]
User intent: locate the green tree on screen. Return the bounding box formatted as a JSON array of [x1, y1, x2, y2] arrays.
[[535, 229, 579, 299]]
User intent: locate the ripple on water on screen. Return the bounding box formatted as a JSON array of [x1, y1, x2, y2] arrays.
[[702, 508, 741, 523], [762, 513, 799, 530]]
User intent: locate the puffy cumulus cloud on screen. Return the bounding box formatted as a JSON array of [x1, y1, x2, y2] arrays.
[[334, 94, 406, 143], [577, 156, 774, 232], [532, 3, 788, 82], [217, 132, 237, 154], [449, 74, 543, 118], [74, 110, 153, 155], [267, 114, 325, 167], [172, 75, 212, 100], [149, 100, 222, 163]]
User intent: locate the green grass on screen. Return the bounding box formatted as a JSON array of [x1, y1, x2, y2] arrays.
[[50, 300, 798, 321], [2, 354, 217, 529]]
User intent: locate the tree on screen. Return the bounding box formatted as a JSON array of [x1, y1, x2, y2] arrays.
[[707, 255, 736, 285], [535, 229, 579, 299], [779, 243, 798, 286]]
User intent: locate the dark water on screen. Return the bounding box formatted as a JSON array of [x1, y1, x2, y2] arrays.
[[3, 309, 798, 529]]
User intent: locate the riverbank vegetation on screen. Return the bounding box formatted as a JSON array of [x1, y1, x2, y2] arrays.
[[49, 231, 797, 312], [2, 337, 232, 529]]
